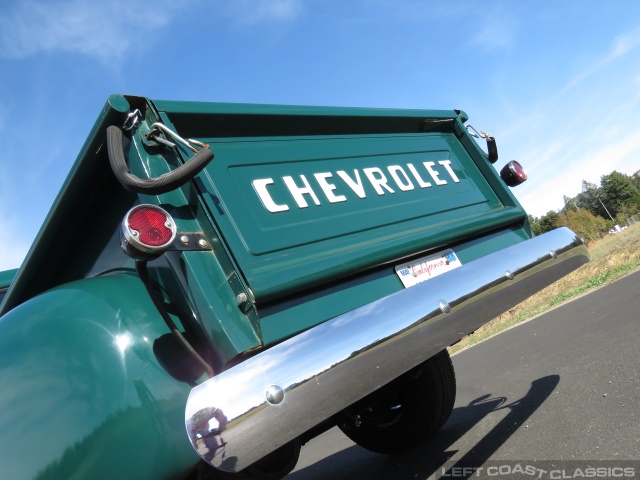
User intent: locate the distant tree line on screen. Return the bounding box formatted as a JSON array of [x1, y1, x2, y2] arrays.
[[529, 170, 640, 242]]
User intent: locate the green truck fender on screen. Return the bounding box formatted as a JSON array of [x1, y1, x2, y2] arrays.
[[0, 273, 199, 480]]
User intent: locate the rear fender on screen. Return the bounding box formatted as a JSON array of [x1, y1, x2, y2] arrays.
[[0, 273, 198, 480]]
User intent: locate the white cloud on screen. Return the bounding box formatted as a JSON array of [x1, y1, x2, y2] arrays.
[[467, 7, 519, 51], [0, 0, 303, 63], [225, 0, 302, 26], [0, 215, 29, 270], [555, 28, 640, 100], [0, 163, 30, 270], [0, 0, 193, 63], [518, 130, 640, 218], [610, 28, 640, 58], [493, 25, 640, 218]]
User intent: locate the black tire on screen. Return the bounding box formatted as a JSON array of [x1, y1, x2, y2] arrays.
[[191, 440, 301, 480], [242, 439, 301, 480], [337, 349, 456, 454]]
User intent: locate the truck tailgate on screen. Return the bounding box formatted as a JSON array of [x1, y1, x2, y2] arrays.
[[155, 104, 525, 302]]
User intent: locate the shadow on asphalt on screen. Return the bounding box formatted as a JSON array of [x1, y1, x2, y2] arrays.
[[289, 374, 560, 480]]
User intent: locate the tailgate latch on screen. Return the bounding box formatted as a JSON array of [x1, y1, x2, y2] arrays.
[[466, 124, 498, 164]]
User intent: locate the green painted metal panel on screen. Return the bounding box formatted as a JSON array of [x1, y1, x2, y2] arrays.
[[0, 95, 262, 365], [0, 274, 198, 479], [0, 268, 17, 308], [0, 268, 17, 290], [151, 100, 458, 125], [0, 95, 537, 477], [259, 225, 530, 344], [175, 132, 522, 301], [208, 134, 496, 254], [1, 95, 529, 360], [149, 100, 528, 302]]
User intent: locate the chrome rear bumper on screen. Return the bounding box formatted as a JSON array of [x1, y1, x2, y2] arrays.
[[185, 227, 588, 472]]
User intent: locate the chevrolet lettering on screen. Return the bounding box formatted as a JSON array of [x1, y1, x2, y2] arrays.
[[0, 96, 588, 480], [252, 160, 461, 212]]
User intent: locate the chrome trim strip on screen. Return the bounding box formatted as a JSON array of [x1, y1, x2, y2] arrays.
[[186, 228, 588, 472]]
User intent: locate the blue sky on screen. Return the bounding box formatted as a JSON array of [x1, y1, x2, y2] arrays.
[[1, 0, 640, 270]]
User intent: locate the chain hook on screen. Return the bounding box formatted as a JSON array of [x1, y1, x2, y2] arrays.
[[123, 109, 143, 132], [146, 122, 209, 153], [466, 124, 498, 164], [466, 124, 490, 139]]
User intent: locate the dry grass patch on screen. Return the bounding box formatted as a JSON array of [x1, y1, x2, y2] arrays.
[[449, 223, 640, 355]]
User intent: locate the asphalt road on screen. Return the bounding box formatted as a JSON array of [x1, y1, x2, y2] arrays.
[[288, 269, 640, 479]]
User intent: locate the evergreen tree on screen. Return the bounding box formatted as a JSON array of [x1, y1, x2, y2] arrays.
[[563, 195, 578, 212], [600, 171, 640, 219], [577, 180, 606, 218], [528, 214, 543, 236], [632, 172, 640, 192], [538, 210, 560, 233], [527, 170, 640, 234]]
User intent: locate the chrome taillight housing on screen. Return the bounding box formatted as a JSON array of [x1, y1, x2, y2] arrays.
[[121, 204, 177, 260]]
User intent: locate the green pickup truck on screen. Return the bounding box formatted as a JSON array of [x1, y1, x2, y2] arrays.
[[0, 95, 588, 480]]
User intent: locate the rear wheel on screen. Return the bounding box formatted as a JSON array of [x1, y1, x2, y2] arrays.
[[242, 440, 301, 480], [337, 349, 456, 454], [190, 440, 301, 480]]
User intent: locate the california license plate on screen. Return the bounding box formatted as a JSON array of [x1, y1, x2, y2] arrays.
[[395, 249, 462, 288]]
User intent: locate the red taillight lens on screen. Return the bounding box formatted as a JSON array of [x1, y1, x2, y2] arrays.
[[500, 160, 527, 187], [121, 205, 177, 259], [128, 208, 173, 246]]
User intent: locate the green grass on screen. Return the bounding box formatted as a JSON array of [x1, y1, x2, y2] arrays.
[[548, 260, 640, 307], [588, 224, 640, 260], [449, 224, 640, 355], [549, 270, 612, 306]]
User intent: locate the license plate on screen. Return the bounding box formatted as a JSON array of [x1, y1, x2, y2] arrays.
[[395, 249, 462, 288]]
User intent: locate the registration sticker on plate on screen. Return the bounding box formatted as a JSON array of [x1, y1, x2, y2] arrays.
[[395, 249, 462, 288]]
